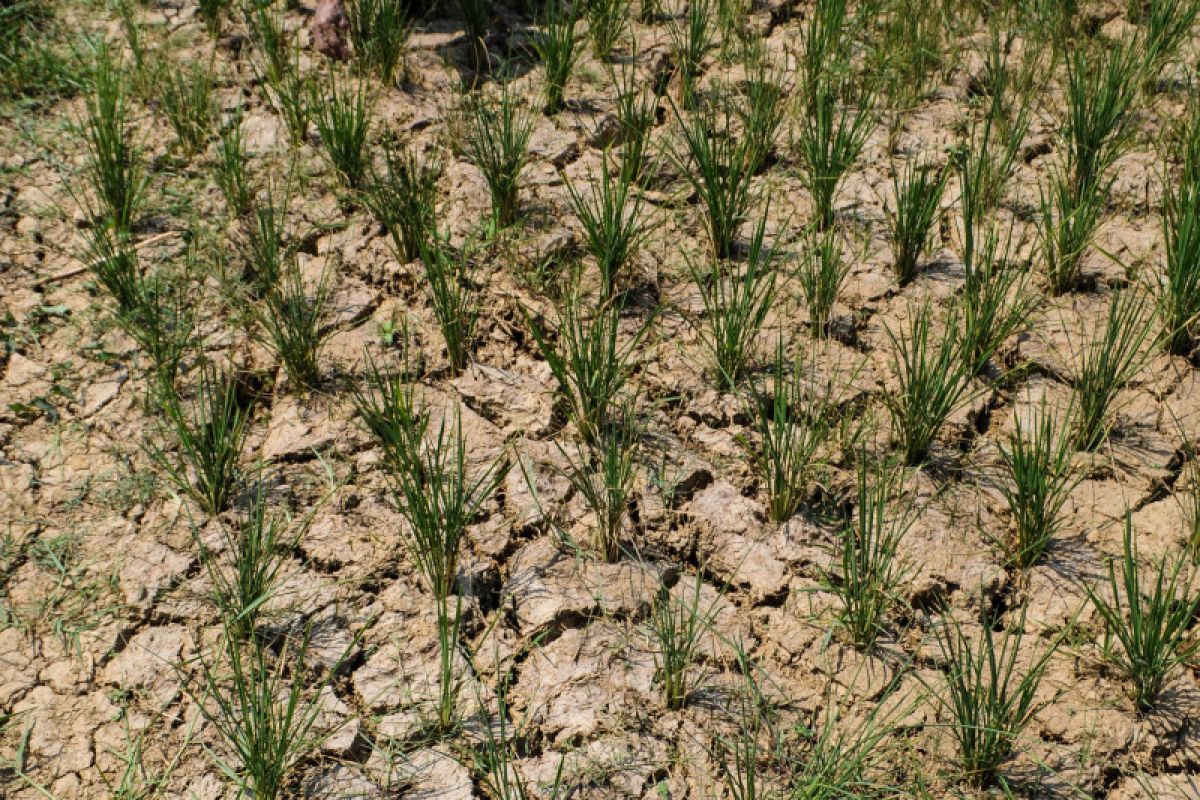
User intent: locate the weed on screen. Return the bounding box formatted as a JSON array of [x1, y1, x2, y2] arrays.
[[462, 83, 535, 228], [533, 0, 580, 114], [1086, 513, 1200, 711], [797, 226, 850, 339], [364, 141, 440, 264], [257, 257, 333, 392], [886, 159, 947, 285], [345, 0, 413, 84], [565, 149, 648, 298], [313, 72, 373, 190], [161, 57, 217, 155], [651, 571, 721, 710]]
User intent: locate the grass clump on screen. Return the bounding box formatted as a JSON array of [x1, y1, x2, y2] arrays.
[[215, 109, 254, 218], [313, 72, 373, 190], [1062, 39, 1142, 198], [666, 0, 714, 109], [1086, 514, 1200, 712], [1038, 166, 1108, 295], [533, 0, 580, 114], [796, 80, 875, 231], [587, 0, 629, 59], [565, 149, 648, 298], [886, 159, 947, 285], [883, 302, 972, 465], [993, 403, 1080, 570], [345, 0, 412, 84], [419, 233, 482, 374], [688, 213, 777, 390], [462, 83, 535, 228], [81, 44, 146, 233], [798, 226, 850, 338], [257, 259, 333, 392], [1157, 113, 1200, 355], [738, 49, 788, 174], [364, 142, 440, 265], [959, 224, 1034, 377], [161, 57, 217, 155], [929, 603, 1057, 788], [651, 571, 721, 710], [610, 58, 657, 184]]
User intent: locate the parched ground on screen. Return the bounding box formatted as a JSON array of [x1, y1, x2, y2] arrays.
[[3, 0, 1200, 797]]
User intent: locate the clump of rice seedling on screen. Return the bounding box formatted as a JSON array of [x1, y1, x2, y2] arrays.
[[565, 149, 648, 298], [475, 669, 567, 799], [610, 58, 658, 184], [1085, 514, 1200, 712], [798, 226, 850, 339], [1136, 0, 1200, 84], [799, 0, 853, 103], [668, 99, 756, 259], [149, 364, 253, 516], [651, 571, 721, 710], [527, 290, 653, 443], [1069, 289, 1158, 451], [533, 0, 580, 114], [215, 109, 254, 218], [928, 602, 1057, 787], [796, 80, 875, 230], [257, 258, 333, 392], [993, 403, 1080, 570], [1062, 38, 1142, 199], [959, 224, 1035, 377], [238, 177, 292, 296], [127, 273, 196, 389], [742, 341, 844, 522], [1156, 113, 1200, 355], [160, 57, 217, 154], [883, 302, 973, 465], [196, 481, 292, 642], [688, 212, 777, 390], [738, 48, 788, 174], [84, 225, 144, 318], [345, 0, 413, 84], [885, 159, 947, 285], [197, 0, 230, 37], [588, 0, 629, 59], [246, 5, 312, 145], [189, 626, 357, 800], [462, 82, 535, 228], [825, 453, 913, 649], [1178, 456, 1200, 560], [81, 43, 146, 233], [666, 0, 714, 109], [552, 403, 640, 561], [313, 72, 373, 190], [459, 0, 492, 74], [364, 141, 440, 264], [715, 0, 750, 58], [1038, 167, 1109, 295], [962, 36, 1033, 216], [419, 232, 481, 374]]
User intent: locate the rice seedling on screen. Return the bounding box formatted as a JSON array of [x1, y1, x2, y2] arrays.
[[364, 141, 440, 264], [742, 341, 842, 522], [1062, 38, 1142, 199], [797, 226, 850, 339], [244, 2, 290, 90], [160, 57, 217, 155], [195, 481, 292, 642], [788, 686, 903, 798], [113, 0, 151, 90], [257, 257, 333, 392], [81, 43, 146, 233], [552, 403, 640, 561], [215, 109, 254, 218], [84, 224, 144, 318], [458, 0, 492, 74], [688, 212, 778, 390], [239, 177, 291, 296], [526, 290, 653, 443], [197, 0, 230, 37], [344, 0, 413, 84], [718, 643, 771, 800], [1038, 167, 1109, 295], [715, 0, 750, 58], [1156, 114, 1200, 355], [462, 83, 535, 228], [128, 273, 196, 390], [800, 0, 853, 103], [883, 302, 973, 465], [350, 342, 425, 477], [148, 364, 253, 516], [1085, 514, 1200, 712], [1136, 0, 1200, 84], [650, 571, 721, 710], [418, 232, 481, 374], [886, 159, 947, 285], [189, 626, 357, 800], [962, 33, 1032, 215], [870, 0, 948, 110], [609, 57, 658, 184], [273, 66, 314, 147], [796, 81, 875, 231], [0, 2, 81, 103], [959, 224, 1035, 377], [738, 46, 788, 174], [1069, 289, 1158, 451], [666, 0, 714, 109], [565, 149, 648, 298], [475, 670, 567, 799], [1178, 458, 1200, 561], [312, 72, 373, 190], [825, 453, 914, 649], [668, 99, 756, 260], [533, 0, 580, 114], [993, 403, 1080, 570], [587, 0, 629, 59], [928, 602, 1057, 787]]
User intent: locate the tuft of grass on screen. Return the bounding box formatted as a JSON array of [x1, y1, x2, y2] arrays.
[[666, 0, 714, 109], [475, 669, 566, 799], [85, 225, 144, 318], [787, 685, 903, 797], [462, 83, 535, 228], [418, 232, 481, 374], [345, 0, 413, 84], [459, 0, 492, 74], [870, 0, 948, 110], [149, 365, 253, 517], [1038, 166, 1109, 295], [198, 0, 231, 37], [364, 141, 441, 265], [1069, 289, 1158, 451], [825, 453, 913, 649], [738, 48, 788, 175], [797, 226, 850, 339], [257, 258, 333, 392], [688, 212, 778, 390], [81, 43, 146, 233], [128, 273, 196, 389], [527, 291, 653, 443], [962, 39, 1032, 217], [741, 341, 844, 522], [565, 149, 648, 298], [800, 0, 853, 103], [886, 159, 947, 285], [0, 2, 82, 103], [313, 72, 373, 190], [1137, 0, 1199, 84], [1156, 112, 1200, 355], [1062, 38, 1141, 200], [609, 57, 658, 184], [993, 403, 1080, 570], [215, 109, 255, 218], [587, 0, 629, 59], [239, 177, 291, 296], [1085, 514, 1200, 712], [883, 302, 973, 465], [668, 98, 756, 260], [651, 571, 721, 710], [533, 0, 580, 114], [928, 602, 1057, 788], [796, 80, 875, 231], [161, 56, 217, 155], [959, 224, 1035, 377]]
